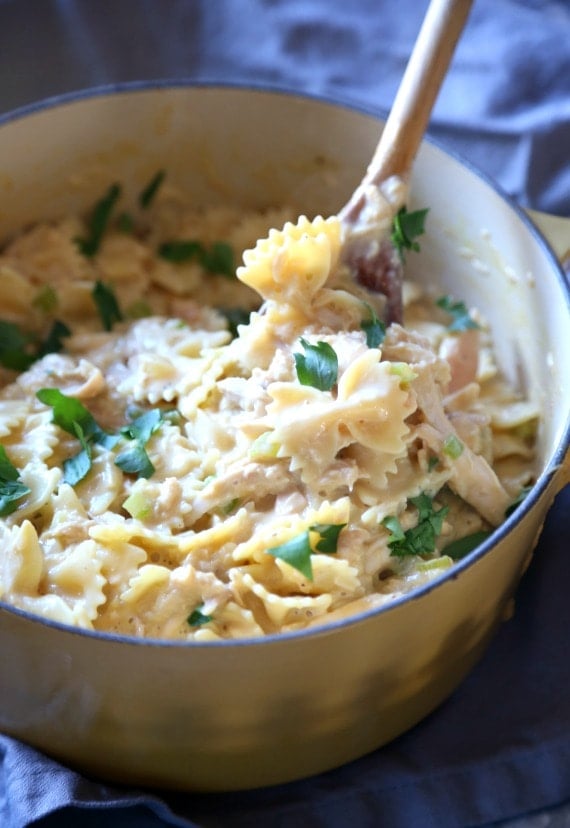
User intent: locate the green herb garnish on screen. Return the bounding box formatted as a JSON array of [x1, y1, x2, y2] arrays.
[[36, 388, 111, 444], [268, 523, 346, 580], [139, 170, 165, 209], [158, 239, 235, 278], [268, 531, 314, 580], [0, 445, 30, 516], [390, 206, 429, 262], [0, 320, 35, 370], [310, 522, 346, 553], [294, 338, 338, 391], [115, 408, 174, 479], [36, 320, 71, 358], [505, 484, 533, 517], [199, 241, 235, 279], [62, 421, 93, 485], [361, 302, 386, 348], [383, 494, 449, 558], [75, 183, 121, 257], [116, 211, 135, 234], [218, 307, 250, 338], [92, 280, 124, 331], [158, 240, 203, 263], [436, 295, 480, 332], [36, 388, 116, 484], [442, 531, 492, 560], [187, 603, 213, 627], [0, 318, 70, 371]]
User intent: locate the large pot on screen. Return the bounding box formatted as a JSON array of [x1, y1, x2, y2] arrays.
[[0, 83, 568, 791]]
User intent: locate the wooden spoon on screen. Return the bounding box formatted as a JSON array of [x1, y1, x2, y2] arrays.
[[339, 0, 474, 324]]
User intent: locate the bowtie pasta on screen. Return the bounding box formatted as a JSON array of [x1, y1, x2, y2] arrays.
[[0, 179, 539, 639]]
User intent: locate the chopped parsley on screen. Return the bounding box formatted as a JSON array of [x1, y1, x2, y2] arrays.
[[187, 604, 213, 627], [0, 444, 31, 516], [36, 320, 71, 358], [62, 421, 93, 486], [294, 338, 338, 391], [0, 318, 70, 371], [36, 389, 173, 484], [92, 280, 124, 331], [436, 295, 480, 332], [139, 170, 165, 209], [158, 239, 236, 278], [268, 523, 346, 580], [383, 494, 449, 558], [442, 530, 491, 560], [36, 388, 116, 485], [115, 409, 171, 479], [75, 183, 121, 257], [390, 206, 429, 262], [360, 302, 386, 348], [0, 320, 36, 370], [116, 211, 135, 234], [310, 522, 347, 553], [505, 484, 533, 517], [218, 307, 251, 338]]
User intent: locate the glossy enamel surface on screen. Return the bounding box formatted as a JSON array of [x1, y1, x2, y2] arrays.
[[0, 85, 568, 790]]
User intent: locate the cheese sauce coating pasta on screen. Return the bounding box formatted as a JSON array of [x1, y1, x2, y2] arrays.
[[0, 185, 539, 639]]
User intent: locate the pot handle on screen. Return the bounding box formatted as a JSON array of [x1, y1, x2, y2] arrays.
[[526, 209, 570, 492]]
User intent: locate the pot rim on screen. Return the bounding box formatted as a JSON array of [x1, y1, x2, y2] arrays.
[[0, 79, 568, 648]]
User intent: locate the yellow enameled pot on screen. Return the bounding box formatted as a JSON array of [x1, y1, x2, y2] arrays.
[[0, 84, 568, 791]]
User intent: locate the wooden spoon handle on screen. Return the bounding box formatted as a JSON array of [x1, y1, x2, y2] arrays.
[[341, 0, 474, 221]]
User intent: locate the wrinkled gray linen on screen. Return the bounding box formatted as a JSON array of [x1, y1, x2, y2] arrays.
[[0, 1, 569, 827]]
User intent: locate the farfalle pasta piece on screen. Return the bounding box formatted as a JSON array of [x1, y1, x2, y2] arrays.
[[266, 349, 415, 484], [237, 215, 341, 304]]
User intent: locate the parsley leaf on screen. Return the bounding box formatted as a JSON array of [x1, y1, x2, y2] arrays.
[[361, 302, 386, 348], [115, 443, 154, 479], [218, 307, 250, 338], [268, 531, 314, 580], [36, 388, 111, 444], [139, 170, 165, 209], [436, 295, 480, 332], [36, 320, 71, 358], [505, 484, 533, 517], [390, 206, 429, 262], [268, 523, 346, 579], [310, 523, 346, 553], [0, 320, 35, 370], [158, 240, 203, 263], [92, 280, 124, 331], [117, 211, 135, 234], [0, 445, 30, 516], [63, 421, 93, 486], [159, 239, 236, 278], [199, 241, 235, 279], [442, 530, 491, 560], [75, 183, 121, 257], [0, 317, 70, 372], [383, 494, 449, 558], [115, 408, 175, 479], [294, 338, 338, 391], [187, 603, 213, 627]]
